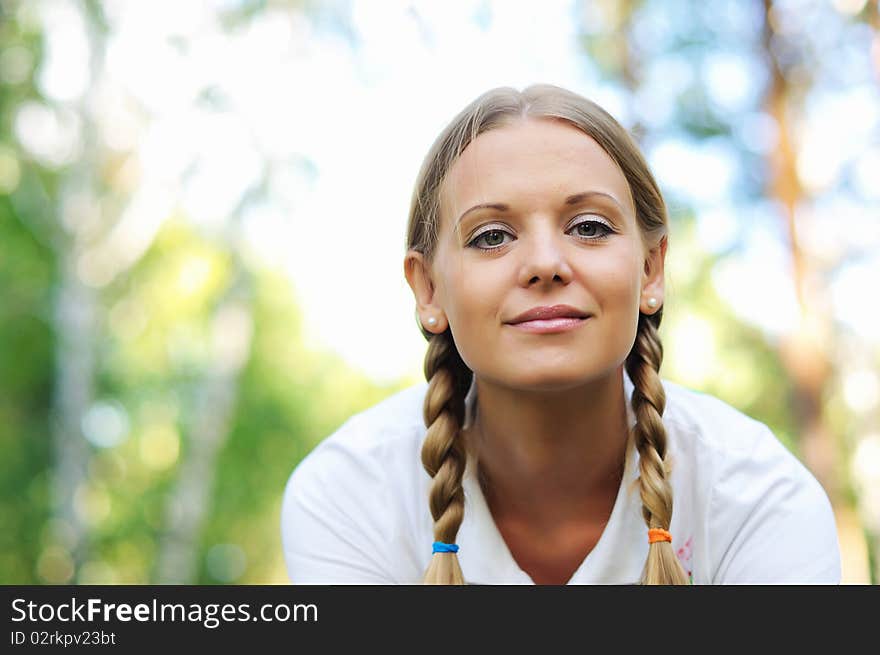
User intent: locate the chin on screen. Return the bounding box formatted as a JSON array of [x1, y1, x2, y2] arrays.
[[500, 364, 615, 393]]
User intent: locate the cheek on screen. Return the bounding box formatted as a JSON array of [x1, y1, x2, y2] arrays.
[[584, 248, 643, 305], [442, 265, 495, 327]]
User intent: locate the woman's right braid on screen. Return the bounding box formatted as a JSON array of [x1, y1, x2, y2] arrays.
[[420, 330, 471, 584]]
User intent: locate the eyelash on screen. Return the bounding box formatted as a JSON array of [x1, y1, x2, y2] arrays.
[[467, 215, 614, 251]]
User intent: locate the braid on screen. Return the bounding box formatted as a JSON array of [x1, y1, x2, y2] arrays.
[[625, 309, 690, 585], [420, 330, 472, 584]]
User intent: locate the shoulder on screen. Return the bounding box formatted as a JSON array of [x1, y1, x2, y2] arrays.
[[280, 383, 430, 583], [661, 377, 772, 456], [659, 378, 840, 583], [660, 376, 825, 500], [660, 377, 814, 485], [660, 378, 825, 495]]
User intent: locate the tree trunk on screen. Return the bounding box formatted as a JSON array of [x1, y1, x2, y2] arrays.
[[155, 274, 253, 583], [48, 248, 97, 578], [46, 0, 108, 581], [760, 0, 839, 504]]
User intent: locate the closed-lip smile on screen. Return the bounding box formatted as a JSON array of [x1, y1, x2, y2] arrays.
[[507, 304, 591, 324]]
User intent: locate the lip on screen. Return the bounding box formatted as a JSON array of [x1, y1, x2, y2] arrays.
[[507, 316, 590, 334], [505, 304, 591, 334], [507, 304, 591, 324]]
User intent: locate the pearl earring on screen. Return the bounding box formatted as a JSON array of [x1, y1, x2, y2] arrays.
[[426, 317, 437, 326], [647, 297, 659, 309]]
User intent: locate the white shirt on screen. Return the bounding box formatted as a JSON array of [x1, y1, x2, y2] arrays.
[[281, 369, 841, 584]]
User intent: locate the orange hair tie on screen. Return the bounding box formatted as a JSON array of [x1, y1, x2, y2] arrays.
[[648, 528, 672, 544]]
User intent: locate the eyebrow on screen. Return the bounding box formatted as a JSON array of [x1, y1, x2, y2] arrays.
[[455, 191, 626, 228]]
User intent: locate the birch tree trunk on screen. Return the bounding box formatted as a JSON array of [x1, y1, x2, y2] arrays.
[[155, 272, 253, 583], [49, 248, 97, 578], [47, 0, 107, 581]]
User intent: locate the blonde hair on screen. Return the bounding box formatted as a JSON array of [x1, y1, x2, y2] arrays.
[[406, 84, 689, 585]]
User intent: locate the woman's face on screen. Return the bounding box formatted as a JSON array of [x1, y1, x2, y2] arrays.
[[407, 117, 666, 391]]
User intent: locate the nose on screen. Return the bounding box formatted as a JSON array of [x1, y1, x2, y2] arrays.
[[516, 226, 573, 288]]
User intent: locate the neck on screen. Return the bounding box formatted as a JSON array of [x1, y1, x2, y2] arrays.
[[467, 364, 631, 529]]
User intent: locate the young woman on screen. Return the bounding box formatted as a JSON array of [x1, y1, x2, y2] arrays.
[[281, 84, 841, 585]]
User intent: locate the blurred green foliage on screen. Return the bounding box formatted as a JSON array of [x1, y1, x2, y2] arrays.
[[0, 192, 55, 583]]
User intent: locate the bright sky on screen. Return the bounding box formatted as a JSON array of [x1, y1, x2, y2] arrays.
[[12, 0, 880, 386]]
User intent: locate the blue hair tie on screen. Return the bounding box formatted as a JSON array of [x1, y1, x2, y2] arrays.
[[432, 541, 459, 554]]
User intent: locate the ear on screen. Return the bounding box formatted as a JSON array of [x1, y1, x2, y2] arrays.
[[640, 234, 667, 315], [404, 249, 448, 333]]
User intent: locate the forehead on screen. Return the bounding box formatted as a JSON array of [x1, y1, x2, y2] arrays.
[[440, 117, 634, 221]]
